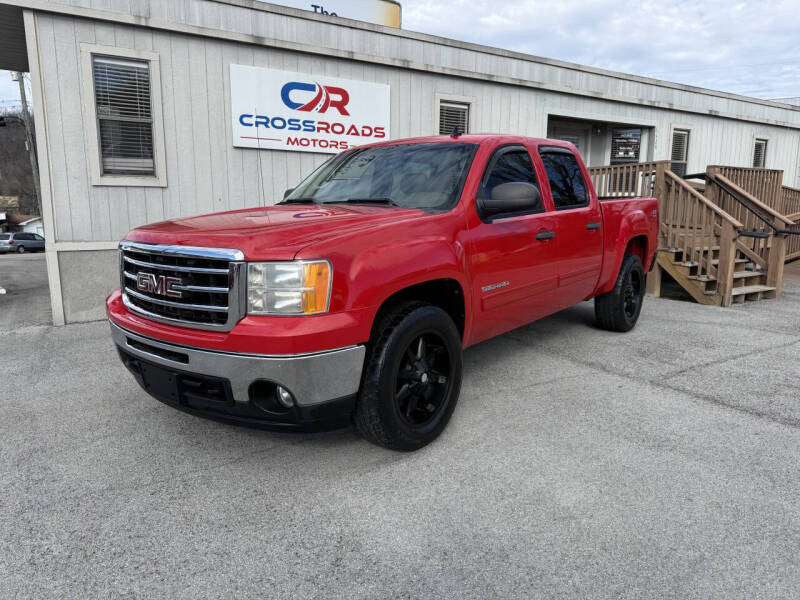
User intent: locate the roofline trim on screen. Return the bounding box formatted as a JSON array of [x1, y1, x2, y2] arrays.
[[6, 0, 800, 128]]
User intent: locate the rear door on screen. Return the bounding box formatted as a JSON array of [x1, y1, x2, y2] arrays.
[[465, 144, 559, 343], [537, 146, 603, 307]]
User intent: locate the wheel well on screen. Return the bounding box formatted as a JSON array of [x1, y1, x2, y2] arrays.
[[625, 236, 647, 266], [372, 279, 466, 341]]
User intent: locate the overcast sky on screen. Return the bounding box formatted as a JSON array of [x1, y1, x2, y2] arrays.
[[1, 0, 798, 107]]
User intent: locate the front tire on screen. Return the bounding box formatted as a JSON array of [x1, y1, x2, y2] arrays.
[[594, 253, 645, 332], [355, 303, 463, 451]]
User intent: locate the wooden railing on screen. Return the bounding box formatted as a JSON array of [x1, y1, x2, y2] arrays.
[[588, 161, 793, 303], [707, 166, 783, 212], [705, 170, 794, 294], [784, 186, 800, 261], [779, 185, 800, 218], [588, 161, 669, 199], [663, 171, 742, 304]]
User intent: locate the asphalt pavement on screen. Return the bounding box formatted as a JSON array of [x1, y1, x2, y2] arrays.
[[2, 283, 800, 598], [0, 252, 51, 331]]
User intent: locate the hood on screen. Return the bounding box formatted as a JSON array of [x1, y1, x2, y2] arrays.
[[125, 204, 426, 260]]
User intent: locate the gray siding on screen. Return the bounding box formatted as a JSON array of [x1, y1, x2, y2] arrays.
[[32, 8, 800, 245], [12, 0, 797, 246]]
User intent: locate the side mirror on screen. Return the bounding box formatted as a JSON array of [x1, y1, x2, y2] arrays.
[[479, 182, 542, 218], [283, 188, 296, 200]]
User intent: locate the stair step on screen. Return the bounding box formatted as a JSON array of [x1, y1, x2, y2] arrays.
[[700, 271, 775, 296], [711, 259, 748, 266], [731, 285, 776, 296]]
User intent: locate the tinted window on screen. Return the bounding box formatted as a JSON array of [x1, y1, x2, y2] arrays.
[[287, 143, 477, 211], [0, 234, 9, 240], [540, 151, 590, 209], [16, 233, 30, 240], [480, 148, 542, 212], [34, 234, 45, 241]]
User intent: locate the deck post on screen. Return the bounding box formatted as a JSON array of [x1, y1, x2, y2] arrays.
[[646, 263, 662, 298], [654, 162, 667, 249], [716, 221, 738, 307], [766, 222, 788, 298]]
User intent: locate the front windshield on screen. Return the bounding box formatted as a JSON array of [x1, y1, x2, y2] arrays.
[[286, 142, 478, 211]]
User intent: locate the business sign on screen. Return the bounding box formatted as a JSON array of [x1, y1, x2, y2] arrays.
[[258, 0, 401, 27], [230, 65, 391, 154]]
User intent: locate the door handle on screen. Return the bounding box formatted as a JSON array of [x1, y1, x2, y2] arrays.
[[535, 231, 556, 241], [586, 222, 601, 230]]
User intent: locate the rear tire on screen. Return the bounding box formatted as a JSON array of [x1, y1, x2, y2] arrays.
[[16, 246, 25, 254], [354, 302, 463, 451], [595, 253, 645, 332]]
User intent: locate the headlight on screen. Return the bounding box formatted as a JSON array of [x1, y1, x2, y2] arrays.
[[247, 260, 331, 315]]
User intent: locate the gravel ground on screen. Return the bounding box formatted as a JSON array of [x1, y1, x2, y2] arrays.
[[2, 285, 800, 599]]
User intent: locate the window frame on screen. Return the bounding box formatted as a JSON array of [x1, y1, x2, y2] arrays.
[[80, 44, 167, 187], [670, 127, 691, 178], [753, 137, 768, 168], [476, 144, 545, 223], [537, 145, 591, 211], [435, 93, 474, 136]]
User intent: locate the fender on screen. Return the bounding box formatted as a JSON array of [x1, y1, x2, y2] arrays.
[[594, 208, 651, 296], [348, 236, 469, 308]]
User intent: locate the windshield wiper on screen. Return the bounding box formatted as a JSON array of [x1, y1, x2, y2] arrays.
[[279, 197, 318, 204], [327, 198, 399, 206]]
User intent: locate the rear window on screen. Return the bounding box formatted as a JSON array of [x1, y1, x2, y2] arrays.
[[539, 150, 590, 210], [0, 234, 9, 240]]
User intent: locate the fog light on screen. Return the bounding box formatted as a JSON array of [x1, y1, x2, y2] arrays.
[[276, 385, 295, 408]]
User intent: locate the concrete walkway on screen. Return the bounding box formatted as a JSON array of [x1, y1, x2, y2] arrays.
[[2, 286, 800, 598]]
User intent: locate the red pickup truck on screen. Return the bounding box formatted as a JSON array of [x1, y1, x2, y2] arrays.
[[108, 134, 658, 451]]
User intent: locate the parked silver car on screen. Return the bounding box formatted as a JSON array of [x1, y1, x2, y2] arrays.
[[0, 232, 46, 253]]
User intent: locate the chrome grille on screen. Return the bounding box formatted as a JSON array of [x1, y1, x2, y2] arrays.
[[120, 241, 245, 331]]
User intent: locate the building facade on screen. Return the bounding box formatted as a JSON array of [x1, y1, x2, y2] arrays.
[[1, 0, 800, 324]]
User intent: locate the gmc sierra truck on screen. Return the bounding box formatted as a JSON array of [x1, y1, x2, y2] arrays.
[[108, 134, 658, 451]]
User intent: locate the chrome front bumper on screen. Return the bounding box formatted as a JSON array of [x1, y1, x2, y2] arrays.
[[109, 321, 366, 407]]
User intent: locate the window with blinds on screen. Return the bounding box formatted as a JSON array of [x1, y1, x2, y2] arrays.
[[439, 101, 469, 135], [92, 56, 154, 176], [753, 139, 767, 168], [670, 129, 690, 178]]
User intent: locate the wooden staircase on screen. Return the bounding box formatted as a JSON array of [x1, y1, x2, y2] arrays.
[[657, 245, 776, 306], [589, 161, 796, 307]]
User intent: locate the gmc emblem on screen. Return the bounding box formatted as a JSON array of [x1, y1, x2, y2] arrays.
[[136, 272, 183, 298]]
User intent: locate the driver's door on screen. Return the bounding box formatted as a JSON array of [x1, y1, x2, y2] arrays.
[[465, 144, 559, 345]]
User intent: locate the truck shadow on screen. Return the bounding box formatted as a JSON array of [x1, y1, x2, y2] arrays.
[[195, 302, 600, 452]]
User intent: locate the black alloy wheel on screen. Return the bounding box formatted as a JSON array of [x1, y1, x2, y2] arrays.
[[623, 266, 643, 320], [394, 332, 453, 427], [594, 253, 645, 332], [355, 302, 463, 451]]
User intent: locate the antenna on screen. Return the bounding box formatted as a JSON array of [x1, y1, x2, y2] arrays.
[[451, 125, 462, 138]]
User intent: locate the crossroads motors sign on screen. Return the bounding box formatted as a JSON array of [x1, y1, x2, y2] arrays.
[[230, 65, 391, 154]]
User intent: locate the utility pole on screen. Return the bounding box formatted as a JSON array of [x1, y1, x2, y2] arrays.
[[14, 72, 41, 218]]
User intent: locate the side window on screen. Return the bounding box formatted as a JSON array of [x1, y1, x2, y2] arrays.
[[480, 148, 542, 212], [34, 234, 45, 241], [539, 150, 590, 210]]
